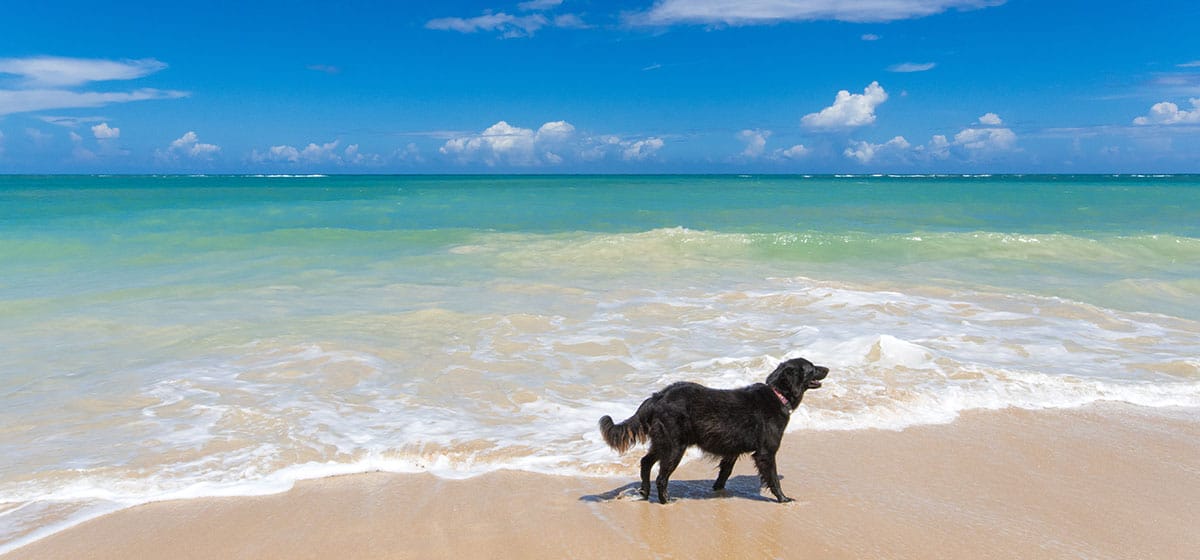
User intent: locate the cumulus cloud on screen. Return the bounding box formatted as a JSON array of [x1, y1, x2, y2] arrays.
[[441, 121, 540, 165], [631, 0, 1005, 25], [802, 81, 888, 128], [887, 62, 936, 73], [253, 141, 341, 164], [978, 112, 1003, 125], [845, 136, 910, 163], [953, 127, 1016, 151], [441, 120, 665, 165], [844, 112, 1018, 164], [91, 122, 119, 139], [737, 129, 771, 157], [159, 131, 221, 160], [622, 137, 664, 161], [774, 144, 809, 159], [250, 140, 380, 166], [441, 120, 587, 165], [1132, 98, 1200, 125]]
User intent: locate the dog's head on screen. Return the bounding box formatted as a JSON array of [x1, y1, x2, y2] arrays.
[[765, 357, 829, 408]]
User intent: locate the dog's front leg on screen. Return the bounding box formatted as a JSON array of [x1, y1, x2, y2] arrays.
[[752, 450, 792, 503]]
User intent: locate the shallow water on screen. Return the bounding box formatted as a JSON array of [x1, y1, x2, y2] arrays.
[[2, 174, 1198, 551]]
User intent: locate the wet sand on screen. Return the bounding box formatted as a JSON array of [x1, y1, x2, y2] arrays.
[[5, 404, 1198, 559]]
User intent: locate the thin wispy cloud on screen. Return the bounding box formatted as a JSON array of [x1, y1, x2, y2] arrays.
[[887, 62, 936, 73], [307, 64, 341, 75], [0, 56, 166, 87], [629, 0, 1005, 26], [1177, 60, 1200, 68], [0, 88, 188, 116], [427, 1, 587, 38], [0, 56, 186, 116], [518, 0, 562, 9]]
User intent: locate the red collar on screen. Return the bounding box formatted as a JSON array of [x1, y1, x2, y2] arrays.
[[772, 387, 790, 408]]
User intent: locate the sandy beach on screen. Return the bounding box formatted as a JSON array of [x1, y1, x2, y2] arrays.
[[5, 404, 1197, 560]]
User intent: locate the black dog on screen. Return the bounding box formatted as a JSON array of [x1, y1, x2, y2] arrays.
[[598, 357, 828, 504]]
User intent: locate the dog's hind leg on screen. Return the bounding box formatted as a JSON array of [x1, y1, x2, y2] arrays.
[[639, 447, 658, 499], [654, 444, 685, 504], [752, 450, 792, 503], [712, 455, 737, 491]]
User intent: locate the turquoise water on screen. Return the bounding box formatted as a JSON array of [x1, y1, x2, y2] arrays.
[[2, 174, 1199, 551]]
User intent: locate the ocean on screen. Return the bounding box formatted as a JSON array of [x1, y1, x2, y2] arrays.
[[2, 174, 1199, 551]]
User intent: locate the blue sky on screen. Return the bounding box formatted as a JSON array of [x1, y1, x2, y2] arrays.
[[1, 0, 1198, 173]]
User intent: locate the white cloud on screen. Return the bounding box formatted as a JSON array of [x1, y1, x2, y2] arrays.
[[426, 12, 549, 38], [427, 4, 587, 37], [844, 136, 910, 163], [37, 115, 107, 128], [1132, 98, 1200, 125], [887, 62, 936, 73], [393, 143, 424, 164], [69, 131, 83, 143], [252, 140, 369, 165], [802, 81, 888, 128], [441, 120, 665, 165], [844, 120, 1017, 164], [1178, 61, 1200, 68], [737, 129, 771, 157], [537, 120, 576, 141], [774, 144, 809, 159], [441, 121, 538, 165], [953, 127, 1016, 151], [978, 112, 1003, 125], [518, 0, 562, 9], [631, 0, 1005, 25], [553, 14, 590, 28], [162, 131, 221, 160], [440, 120, 582, 166], [926, 134, 950, 159], [0, 88, 188, 116], [622, 137, 664, 161], [0, 56, 166, 88], [25, 128, 52, 147], [861, 33, 880, 41], [91, 122, 120, 139]]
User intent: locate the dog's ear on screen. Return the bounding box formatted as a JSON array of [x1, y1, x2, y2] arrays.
[[766, 360, 800, 394]]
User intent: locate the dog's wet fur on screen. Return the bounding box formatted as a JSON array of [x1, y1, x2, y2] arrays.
[[598, 358, 829, 504]]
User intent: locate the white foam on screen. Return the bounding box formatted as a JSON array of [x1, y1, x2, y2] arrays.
[[4, 276, 1200, 553]]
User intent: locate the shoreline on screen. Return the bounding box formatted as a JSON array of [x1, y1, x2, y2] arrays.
[[4, 404, 1198, 559]]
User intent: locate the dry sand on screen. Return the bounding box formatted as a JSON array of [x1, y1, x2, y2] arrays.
[[5, 404, 1197, 560]]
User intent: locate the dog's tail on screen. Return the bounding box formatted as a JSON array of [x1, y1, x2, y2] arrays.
[[598, 397, 655, 454]]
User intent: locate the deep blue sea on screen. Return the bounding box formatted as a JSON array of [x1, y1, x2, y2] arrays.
[[2, 174, 1199, 550]]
